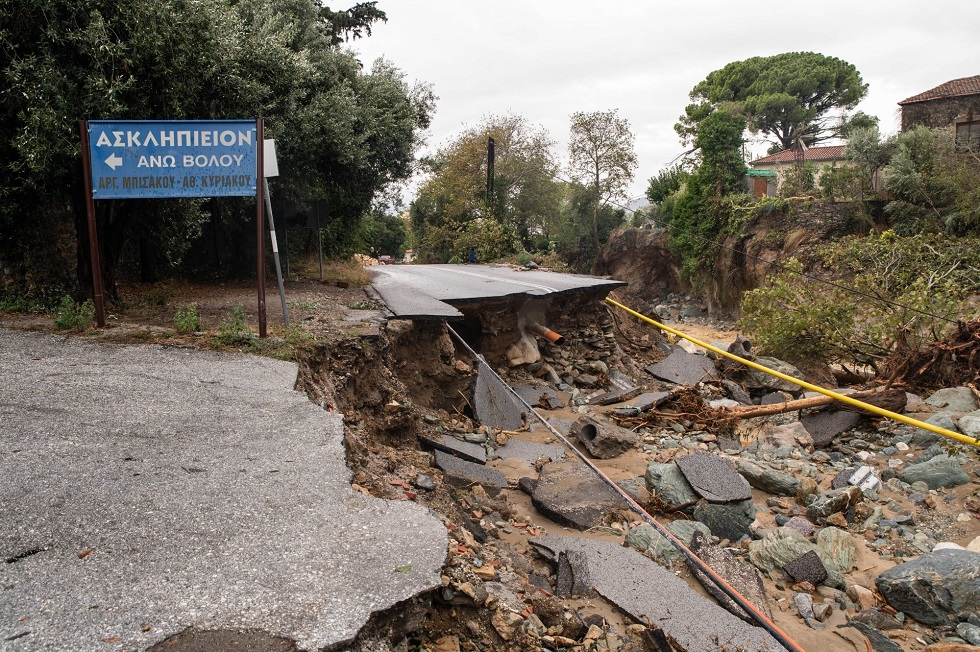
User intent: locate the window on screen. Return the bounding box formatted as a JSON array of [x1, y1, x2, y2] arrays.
[[955, 119, 980, 149]]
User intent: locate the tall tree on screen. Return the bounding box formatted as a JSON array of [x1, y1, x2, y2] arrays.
[[676, 52, 868, 151], [567, 110, 637, 258], [410, 114, 561, 262]]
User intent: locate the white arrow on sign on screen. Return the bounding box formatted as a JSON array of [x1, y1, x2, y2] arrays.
[[105, 153, 123, 170]]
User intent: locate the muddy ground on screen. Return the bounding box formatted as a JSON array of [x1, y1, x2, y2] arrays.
[[3, 266, 978, 652]]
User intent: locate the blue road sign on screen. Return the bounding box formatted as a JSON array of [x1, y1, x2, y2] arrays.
[[87, 120, 257, 199]]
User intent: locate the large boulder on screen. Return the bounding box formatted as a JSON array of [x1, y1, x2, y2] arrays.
[[737, 459, 800, 496], [748, 527, 844, 589], [645, 462, 699, 509], [925, 387, 979, 412], [898, 455, 970, 490], [876, 549, 980, 626]]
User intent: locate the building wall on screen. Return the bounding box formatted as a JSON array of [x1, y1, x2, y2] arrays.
[[901, 96, 980, 131]]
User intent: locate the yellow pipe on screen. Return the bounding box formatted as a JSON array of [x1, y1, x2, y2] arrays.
[[604, 297, 979, 448]]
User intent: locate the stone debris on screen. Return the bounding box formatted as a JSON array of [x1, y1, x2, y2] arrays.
[[783, 550, 829, 586], [875, 549, 980, 626], [801, 409, 864, 447]]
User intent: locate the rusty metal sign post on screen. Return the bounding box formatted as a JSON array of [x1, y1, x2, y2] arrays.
[[80, 118, 268, 336]]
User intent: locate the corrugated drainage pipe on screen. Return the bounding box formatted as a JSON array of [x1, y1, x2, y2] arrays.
[[526, 321, 565, 345]]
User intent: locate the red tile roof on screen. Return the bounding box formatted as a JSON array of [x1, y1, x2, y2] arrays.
[[899, 75, 980, 105], [750, 145, 846, 166]]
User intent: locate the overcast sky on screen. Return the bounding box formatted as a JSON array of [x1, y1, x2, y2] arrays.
[[352, 1, 978, 203]]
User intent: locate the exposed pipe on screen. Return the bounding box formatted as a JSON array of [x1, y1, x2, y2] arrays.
[[526, 321, 565, 345]]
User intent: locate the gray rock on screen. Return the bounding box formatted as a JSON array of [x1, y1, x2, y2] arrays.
[[846, 621, 903, 652], [925, 387, 979, 412], [721, 379, 753, 406], [898, 454, 970, 490], [816, 526, 856, 573], [958, 409, 980, 439], [645, 462, 699, 508], [760, 392, 791, 405], [625, 520, 712, 566], [748, 527, 844, 589], [876, 549, 980, 625], [531, 460, 624, 530], [851, 608, 903, 630], [676, 453, 752, 503], [793, 592, 824, 630], [626, 391, 672, 412], [737, 460, 800, 496], [587, 386, 642, 406], [743, 356, 806, 393], [616, 477, 649, 503], [693, 500, 755, 542], [957, 622, 980, 646], [915, 412, 956, 445], [570, 415, 638, 459], [806, 486, 862, 521]]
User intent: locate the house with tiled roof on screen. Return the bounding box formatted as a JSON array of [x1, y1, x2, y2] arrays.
[[898, 75, 980, 145], [747, 145, 848, 195]]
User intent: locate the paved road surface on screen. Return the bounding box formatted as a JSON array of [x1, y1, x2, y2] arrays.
[[370, 264, 625, 319], [0, 329, 447, 651]]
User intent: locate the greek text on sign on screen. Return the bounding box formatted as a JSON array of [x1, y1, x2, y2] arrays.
[[87, 120, 258, 199]]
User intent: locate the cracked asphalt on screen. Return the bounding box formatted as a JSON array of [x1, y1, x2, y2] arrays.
[[0, 329, 447, 651]]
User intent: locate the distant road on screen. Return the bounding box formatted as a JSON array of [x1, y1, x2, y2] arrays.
[[370, 264, 626, 320]]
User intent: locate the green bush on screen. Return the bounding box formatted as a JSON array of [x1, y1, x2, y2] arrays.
[[213, 304, 255, 348], [174, 304, 201, 333], [53, 295, 95, 331], [739, 232, 980, 369]]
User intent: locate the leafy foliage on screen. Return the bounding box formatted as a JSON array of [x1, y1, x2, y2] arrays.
[[667, 110, 747, 282], [53, 295, 95, 331], [646, 165, 690, 206], [739, 231, 980, 367], [410, 114, 561, 262], [883, 127, 980, 236], [174, 303, 201, 333], [0, 0, 433, 294], [568, 110, 637, 255], [676, 52, 867, 151]]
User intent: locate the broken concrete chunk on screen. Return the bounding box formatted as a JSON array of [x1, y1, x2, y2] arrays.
[[529, 535, 783, 652], [433, 450, 508, 496], [676, 453, 752, 503], [556, 550, 594, 597], [495, 439, 565, 465], [419, 434, 487, 464], [645, 348, 718, 386], [687, 530, 772, 622], [801, 409, 863, 448], [783, 550, 828, 586], [472, 360, 525, 431], [570, 415, 638, 459], [531, 460, 624, 530], [587, 386, 642, 406]]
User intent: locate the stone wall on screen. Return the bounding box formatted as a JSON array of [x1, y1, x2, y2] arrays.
[[901, 96, 980, 131]]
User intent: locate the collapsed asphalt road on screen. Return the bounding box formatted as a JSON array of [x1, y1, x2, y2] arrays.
[[0, 329, 447, 651]]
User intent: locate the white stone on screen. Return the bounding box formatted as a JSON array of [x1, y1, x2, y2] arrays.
[[967, 536, 980, 553], [857, 451, 872, 461], [896, 442, 909, 451], [933, 542, 965, 552], [956, 513, 973, 523]]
